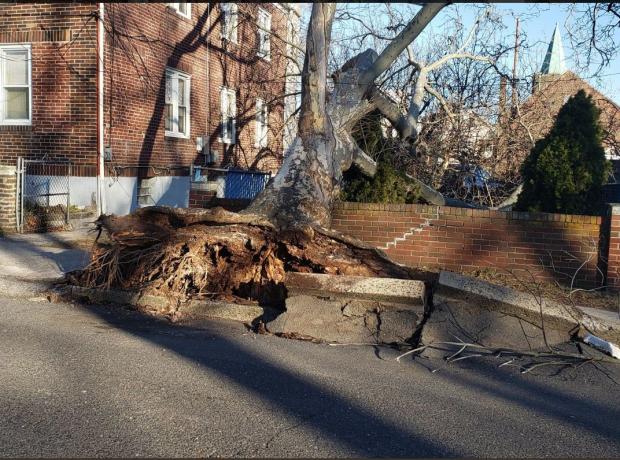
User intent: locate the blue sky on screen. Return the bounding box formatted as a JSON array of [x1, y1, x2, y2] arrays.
[[301, 3, 620, 104]]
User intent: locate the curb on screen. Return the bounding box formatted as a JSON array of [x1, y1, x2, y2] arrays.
[[60, 285, 278, 324]]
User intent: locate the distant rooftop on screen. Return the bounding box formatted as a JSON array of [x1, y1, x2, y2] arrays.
[[540, 23, 566, 75]]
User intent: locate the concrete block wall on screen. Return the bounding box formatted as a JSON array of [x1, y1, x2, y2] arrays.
[[0, 166, 17, 233], [332, 202, 606, 288]]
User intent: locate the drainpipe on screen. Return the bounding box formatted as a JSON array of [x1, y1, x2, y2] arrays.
[[205, 2, 211, 167], [96, 2, 106, 216]]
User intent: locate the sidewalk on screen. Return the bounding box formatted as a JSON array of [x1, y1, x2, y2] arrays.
[[0, 228, 92, 297]]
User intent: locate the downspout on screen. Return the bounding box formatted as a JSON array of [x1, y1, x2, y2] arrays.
[[96, 2, 106, 216], [205, 2, 211, 166]]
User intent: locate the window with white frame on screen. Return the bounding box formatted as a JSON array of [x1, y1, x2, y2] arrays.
[[168, 2, 191, 19], [220, 87, 236, 144], [221, 3, 238, 43], [164, 68, 190, 138], [257, 8, 271, 60], [255, 98, 268, 148], [0, 44, 31, 125]]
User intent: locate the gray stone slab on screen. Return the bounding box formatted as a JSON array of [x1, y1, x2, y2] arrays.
[[181, 299, 273, 323], [66, 285, 272, 324], [435, 271, 620, 347], [285, 272, 425, 306], [577, 306, 620, 327], [436, 271, 583, 332], [421, 294, 569, 355], [266, 295, 420, 344]]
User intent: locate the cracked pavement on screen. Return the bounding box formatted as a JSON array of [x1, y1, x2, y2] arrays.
[[1, 293, 619, 457]]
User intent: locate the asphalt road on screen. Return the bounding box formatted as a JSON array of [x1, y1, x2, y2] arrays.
[[1, 296, 619, 458]]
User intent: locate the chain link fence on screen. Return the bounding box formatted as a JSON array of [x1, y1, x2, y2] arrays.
[[17, 157, 72, 233]]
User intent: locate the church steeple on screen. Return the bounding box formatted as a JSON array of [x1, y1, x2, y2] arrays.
[[540, 23, 566, 74]]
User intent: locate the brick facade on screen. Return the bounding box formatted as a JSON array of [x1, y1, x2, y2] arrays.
[[332, 202, 607, 288], [103, 3, 293, 176], [0, 3, 98, 168]]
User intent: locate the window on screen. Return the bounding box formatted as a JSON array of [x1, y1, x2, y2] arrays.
[[255, 98, 268, 148], [165, 68, 190, 138], [257, 8, 271, 60], [221, 3, 238, 43], [0, 44, 31, 125], [220, 87, 236, 144], [168, 3, 191, 19]]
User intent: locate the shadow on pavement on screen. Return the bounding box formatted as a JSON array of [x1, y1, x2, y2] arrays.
[[77, 302, 454, 457], [73, 298, 620, 456]]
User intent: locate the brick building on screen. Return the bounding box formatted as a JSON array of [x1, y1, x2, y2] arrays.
[[0, 2, 301, 232]]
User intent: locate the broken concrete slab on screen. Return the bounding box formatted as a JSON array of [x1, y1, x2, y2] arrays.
[[436, 271, 583, 333], [422, 294, 570, 354], [266, 295, 420, 344], [285, 273, 426, 307], [63, 285, 274, 324], [67, 285, 173, 311], [425, 271, 620, 352], [180, 299, 277, 324]]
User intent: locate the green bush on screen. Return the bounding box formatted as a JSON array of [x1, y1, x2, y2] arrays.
[[341, 110, 421, 204], [341, 162, 421, 204], [515, 90, 610, 215]]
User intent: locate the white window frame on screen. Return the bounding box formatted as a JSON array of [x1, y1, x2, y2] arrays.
[[168, 2, 191, 19], [255, 98, 268, 148], [220, 87, 237, 145], [256, 8, 271, 61], [164, 68, 191, 139], [0, 43, 32, 126], [221, 3, 238, 44]]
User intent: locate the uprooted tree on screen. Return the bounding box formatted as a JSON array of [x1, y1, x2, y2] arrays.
[[74, 3, 450, 306]]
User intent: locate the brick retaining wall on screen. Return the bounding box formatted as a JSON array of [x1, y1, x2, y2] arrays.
[[332, 202, 609, 288]]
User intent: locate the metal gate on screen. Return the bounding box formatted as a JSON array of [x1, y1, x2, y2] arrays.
[[16, 157, 72, 233]]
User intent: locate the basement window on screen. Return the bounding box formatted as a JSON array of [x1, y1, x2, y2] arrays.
[[168, 2, 191, 19], [0, 44, 31, 126], [164, 68, 191, 138]]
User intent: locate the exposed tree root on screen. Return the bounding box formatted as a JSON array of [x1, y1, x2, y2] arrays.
[[70, 206, 425, 308]]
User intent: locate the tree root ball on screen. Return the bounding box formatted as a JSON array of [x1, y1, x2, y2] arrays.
[[70, 207, 423, 309]]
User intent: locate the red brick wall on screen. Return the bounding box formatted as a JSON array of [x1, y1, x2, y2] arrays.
[[103, 3, 289, 176], [332, 202, 606, 287], [0, 3, 98, 169], [188, 186, 250, 212], [606, 205, 620, 288]]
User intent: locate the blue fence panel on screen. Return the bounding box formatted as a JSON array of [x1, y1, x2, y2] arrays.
[[224, 170, 270, 199]]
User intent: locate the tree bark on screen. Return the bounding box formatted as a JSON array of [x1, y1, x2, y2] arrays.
[[246, 3, 448, 230]]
